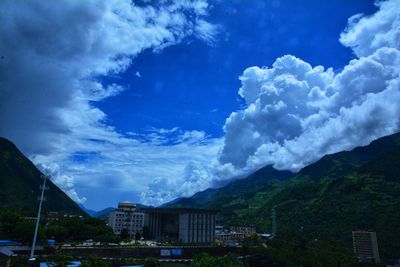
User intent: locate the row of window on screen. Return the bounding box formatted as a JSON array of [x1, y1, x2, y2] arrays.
[[115, 212, 144, 218], [115, 218, 143, 223], [114, 224, 143, 228]]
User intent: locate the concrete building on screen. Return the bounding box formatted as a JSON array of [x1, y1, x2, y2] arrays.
[[215, 226, 256, 246], [108, 202, 145, 238], [230, 226, 256, 236], [143, 208, 216, 244], [352, 231, 380, 264], [215, 232, 243, 246]]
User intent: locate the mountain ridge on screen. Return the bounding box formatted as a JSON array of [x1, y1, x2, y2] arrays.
[[0, 136, 86, 216], [163, 165, 295, 208], [163, 132, 400, 260]]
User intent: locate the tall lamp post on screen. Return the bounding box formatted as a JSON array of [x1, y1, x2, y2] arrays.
[[271, 208, 277, 238], [29, 174, 48, 262]]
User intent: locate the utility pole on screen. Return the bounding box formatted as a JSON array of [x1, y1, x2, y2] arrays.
[[271, 208, 277, 238], [29, 174, 48, 262]]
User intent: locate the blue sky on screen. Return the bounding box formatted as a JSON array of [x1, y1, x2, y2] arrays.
[[2, 0, 400, 210], [98, 0, 376, 139]]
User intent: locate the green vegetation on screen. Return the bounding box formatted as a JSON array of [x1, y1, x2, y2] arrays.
[[0, 209, 44, 242], [164, 165, 294, 208], [169, 132, 400, 261], [46, 252, 74, 267], [0, 209, 117, 243], [0, 137, 86, 215], [241, 228, 382, 267], [2, 131, 400, 264], [191, 253, 244, 267], [80, 255, 110, 267], [47, 216, 118, 243]]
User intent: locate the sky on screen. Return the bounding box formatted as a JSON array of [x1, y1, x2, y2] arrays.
[[1, 0, 400, 210]]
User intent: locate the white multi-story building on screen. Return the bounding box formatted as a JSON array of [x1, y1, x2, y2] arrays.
[[108, 202, 145, 238]]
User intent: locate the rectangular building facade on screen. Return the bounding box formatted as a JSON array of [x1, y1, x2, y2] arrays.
[[352, 231, 380, 264], [144, 208, 215, 244], [108, 202, 145, 238]]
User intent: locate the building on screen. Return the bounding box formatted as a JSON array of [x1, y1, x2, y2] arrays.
[[215, 225, 225, 234], [352, 231, 380, 264], [215, 232, 244, 246], [108, 202, 145, 238], [230, 226, 256, 236], [143, 208, 216, 244], [215, 226, 256, 246]]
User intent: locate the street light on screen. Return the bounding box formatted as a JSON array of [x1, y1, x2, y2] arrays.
[[28, 174, 49, 262], [271, 208, 277, 238]]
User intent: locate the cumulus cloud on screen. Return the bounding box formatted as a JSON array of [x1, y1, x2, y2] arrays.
[[140, 160, 217, 206], [0, 0, 218, 206], [219, 0, 400, 175], [340, 0, 400, 57], [2, 0, 399, 207], [36, 162, 87, 204], [32, 128, 222, 206], [136, 0, 400, 202]]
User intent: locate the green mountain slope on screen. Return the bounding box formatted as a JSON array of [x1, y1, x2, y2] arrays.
[[258, 144, 400, 260], [299, 132, 400, 181], [0, 137, 86, 215], [164, 165, 294, 208], [166, 132, 400, 260]]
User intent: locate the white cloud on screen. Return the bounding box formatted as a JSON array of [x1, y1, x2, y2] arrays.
[[36, 162, 87, 204], [340, 0, 400, 57], [0, 0, 219, 206], [140, 160, 218, 206], [31, 128, 222, 206], [135, 0, 400, 202], [219, 0, 400, 176], [2, 0, 399, 208]]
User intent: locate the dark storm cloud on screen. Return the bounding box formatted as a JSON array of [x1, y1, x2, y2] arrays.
[[0, 0, 218, 204]]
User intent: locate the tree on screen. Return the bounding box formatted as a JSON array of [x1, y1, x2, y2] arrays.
[[142, 226, 150, 239], [0, 210, 21, 238], [192, 253, 217, 267], [144, 257, 160, 267], [80, 255, 110, 267], [243, 232, 261, 247], [192, 253, 245, 267], [135, 231, 141, 240], [120, 228, 130, 241], [46, 224, 68, 241], [47, 252, 73, 267], [13, 220, 44, 243]]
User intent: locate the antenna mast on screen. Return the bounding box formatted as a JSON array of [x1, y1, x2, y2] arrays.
[[271, 208, 277, 238], [29, 174, 49, 262]]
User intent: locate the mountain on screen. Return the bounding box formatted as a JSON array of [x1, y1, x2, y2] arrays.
[[78, 204, 98, 217], [298, 131, 400, 181], [0, 137, 86, 215], [78, 205, 115, 219], [83, 203, 152, 221], [92, 207, 115, 221], [254, 133, 400, 260], [165, 132, 400, 260], [164, 165, 295, 208]]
